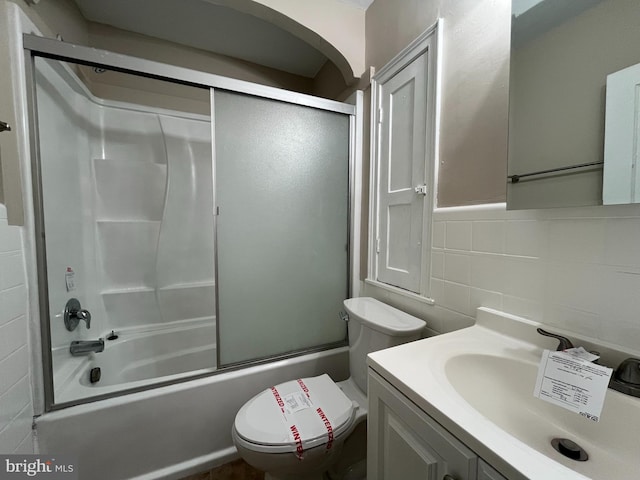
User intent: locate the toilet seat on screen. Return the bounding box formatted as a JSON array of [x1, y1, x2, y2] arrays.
[[233, 374, 357, 455]]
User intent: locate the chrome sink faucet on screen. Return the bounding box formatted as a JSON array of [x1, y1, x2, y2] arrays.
[[70, 339, 104, 356], [537, 328, 640, 398], [536, 328, 574, 351]]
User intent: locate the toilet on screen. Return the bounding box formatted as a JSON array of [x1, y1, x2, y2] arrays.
[[232, 297, 426, 480]]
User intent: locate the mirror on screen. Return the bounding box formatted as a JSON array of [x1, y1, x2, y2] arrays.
[[507, 0, 640, 209]]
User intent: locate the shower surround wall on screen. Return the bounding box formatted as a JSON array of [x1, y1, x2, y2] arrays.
[[36, 59, 215, 388], [94, 108, 215, 330]]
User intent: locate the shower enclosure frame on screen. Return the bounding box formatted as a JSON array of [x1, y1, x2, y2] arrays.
[[23, 34, 360, 412]]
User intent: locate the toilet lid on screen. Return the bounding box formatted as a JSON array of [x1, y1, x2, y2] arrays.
[[343, 297, 426, 336], [234, 374, 356, 453]]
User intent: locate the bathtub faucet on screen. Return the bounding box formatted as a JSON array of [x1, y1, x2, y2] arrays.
[[64, 298, 92, 331], [70, 339, 104, 356]]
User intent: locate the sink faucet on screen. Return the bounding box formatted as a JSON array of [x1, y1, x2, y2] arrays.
[[70, 339, 104, 356], [536, 328, 574, 351], [609, 358, 640, 398]]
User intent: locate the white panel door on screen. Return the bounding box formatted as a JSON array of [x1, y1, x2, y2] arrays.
[[377, 51, 429, 292], [603, 61, 640, 204]]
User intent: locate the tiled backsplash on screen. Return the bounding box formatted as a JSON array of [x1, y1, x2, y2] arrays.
[[365, 203, 640, 353], [0, 204, 33, 453]]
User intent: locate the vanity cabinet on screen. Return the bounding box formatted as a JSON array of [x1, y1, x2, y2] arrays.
[[478, 460, 508, 480], [368, 369, 507, 480]]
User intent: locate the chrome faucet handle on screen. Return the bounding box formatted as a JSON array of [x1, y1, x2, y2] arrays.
[[64, 298, 92, 331], [77, 309, 91, 329], [536, 328, 574, 351]]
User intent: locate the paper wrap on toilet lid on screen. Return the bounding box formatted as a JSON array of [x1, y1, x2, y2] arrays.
[[233, 374, 357, 452]]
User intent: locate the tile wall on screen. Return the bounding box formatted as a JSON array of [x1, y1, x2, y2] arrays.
[[0, 204, 33, 453], [366, 203, 640, 354]]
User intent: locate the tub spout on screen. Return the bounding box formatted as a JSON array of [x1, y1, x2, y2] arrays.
[[70, 339, 104, 356]]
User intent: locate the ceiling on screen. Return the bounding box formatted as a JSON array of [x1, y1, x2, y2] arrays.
[[73, 0, 372, 78]]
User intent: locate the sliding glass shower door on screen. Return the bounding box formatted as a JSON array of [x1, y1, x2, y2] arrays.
[[33, 56, 216, 405], [25, 35, 354, 409], [214, 91, 350, 365]]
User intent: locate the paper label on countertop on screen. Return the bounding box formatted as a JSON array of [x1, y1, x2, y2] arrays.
[[533, 349, 613, 422]]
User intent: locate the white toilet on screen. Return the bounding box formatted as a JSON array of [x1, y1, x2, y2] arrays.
[[232, 297, 426, 480]]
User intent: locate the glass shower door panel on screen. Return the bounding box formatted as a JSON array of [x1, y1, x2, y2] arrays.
[[215, 91, 350, 365], [34, 57, 216, 404]]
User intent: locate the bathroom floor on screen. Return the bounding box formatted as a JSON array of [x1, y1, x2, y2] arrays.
[[179, 459, 264, 480]]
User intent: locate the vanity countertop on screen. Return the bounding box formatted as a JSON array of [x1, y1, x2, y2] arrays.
[[367, 307, 640, 480]]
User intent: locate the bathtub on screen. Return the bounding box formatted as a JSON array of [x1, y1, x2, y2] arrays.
[[53, 318, 217, 404], [36, 345, 349, 480]]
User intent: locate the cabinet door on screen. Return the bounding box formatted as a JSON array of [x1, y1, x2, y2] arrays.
[[478, 460, 508, 480], [368, 369, 477, 480]]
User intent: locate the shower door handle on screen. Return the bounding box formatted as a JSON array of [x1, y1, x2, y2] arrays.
[[0, 121, 11, 133]]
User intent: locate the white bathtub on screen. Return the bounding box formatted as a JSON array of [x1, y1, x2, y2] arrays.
[[36, 346, 349, 480], [53, 318, 217, 404]]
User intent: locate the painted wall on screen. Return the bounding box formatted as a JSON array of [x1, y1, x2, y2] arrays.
[[366, 0, 511, 207], [16, 0, 89, 45], [362, 0, 640, 357], [252, 0, 366, 80], [2, 0, 640, 470], [20, 0, 355, 113], [0, 203, 33, 453], [0, 1, 34, 226], [508, 0, 640, 209], [86, 23, 315, 96]]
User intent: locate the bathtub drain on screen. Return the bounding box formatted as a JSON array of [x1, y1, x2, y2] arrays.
[[90, 367, 101, 384], [107, 330, 119, 341]]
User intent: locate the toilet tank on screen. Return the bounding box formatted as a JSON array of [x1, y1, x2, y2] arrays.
[[343, 297, 426, 393]]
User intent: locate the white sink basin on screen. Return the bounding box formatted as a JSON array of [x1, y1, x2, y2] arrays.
[[445, 353, 639, 480], [367, 307, 640, 480]]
